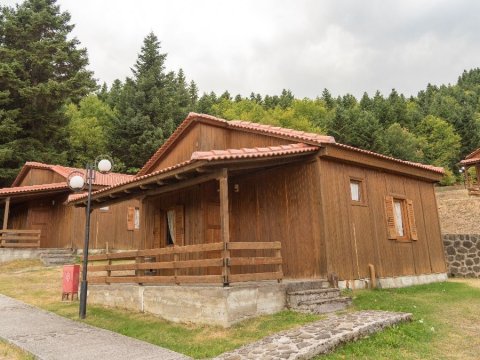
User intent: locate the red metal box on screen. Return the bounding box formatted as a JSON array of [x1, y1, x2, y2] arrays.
[[62, 264, 80, 294]]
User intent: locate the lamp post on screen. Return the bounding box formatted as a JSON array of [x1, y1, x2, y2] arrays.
[[68, 156, 113, 319], [459, 166, 466, 189]]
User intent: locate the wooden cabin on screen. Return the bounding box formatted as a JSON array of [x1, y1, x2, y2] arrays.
[[70, 113, 447, 286], [460, 148, 480, 196], [0, 162, 141, 249]]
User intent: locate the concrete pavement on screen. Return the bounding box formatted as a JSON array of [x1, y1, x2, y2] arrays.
[[0, 294, 191, 360]]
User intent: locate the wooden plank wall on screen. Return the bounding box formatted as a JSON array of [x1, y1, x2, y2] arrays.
[[5, 195, 142, 249], [150, 123, 293, 172], [18, 169, 65, 186], [142, 181, 220, 276], [230, 161, 323, 279], [318, 158, 446, 280]]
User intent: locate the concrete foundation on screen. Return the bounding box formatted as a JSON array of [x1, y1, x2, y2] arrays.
[[0, 248, 45, 263], [338, 272, 448, 290], [88, 282, 286, 327]]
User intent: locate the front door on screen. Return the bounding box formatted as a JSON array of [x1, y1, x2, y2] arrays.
[[29, 207, 51, 247]]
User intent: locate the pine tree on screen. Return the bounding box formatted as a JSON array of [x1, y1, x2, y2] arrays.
[[106, 32, 195, 172], [0, 0, 96, 185]]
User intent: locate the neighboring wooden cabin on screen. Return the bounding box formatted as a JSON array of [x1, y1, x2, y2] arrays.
[[70, 113, 447, 285], [460, 148, 480, 196], [0, 162, 141, 249]]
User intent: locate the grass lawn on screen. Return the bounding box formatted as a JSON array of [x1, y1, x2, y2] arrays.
[[0, 260, 320, 359], [320, 280, 480, 359], [0, 340, 34, 360], [1, 260, 479, 359]]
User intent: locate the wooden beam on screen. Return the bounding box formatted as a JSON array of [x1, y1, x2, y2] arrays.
[[83, 170, 223, 209], [219, 168, 230, 285], [320, 144, 443, 182], [195, 167, 211, 173], [175, 174, 188, 180], [139, 184, 155, 190], [2, 197, 10, 231]]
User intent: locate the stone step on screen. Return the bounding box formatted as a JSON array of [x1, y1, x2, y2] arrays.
[[39, 249, 76, 266], [287, 288, 341, 307], [284, 280, 330, 293], [291, 296, 352, 314], [39, 248, 75, 254]]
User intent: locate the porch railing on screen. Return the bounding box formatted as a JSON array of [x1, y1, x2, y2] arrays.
[[0, 229, 41, 248], [85, 241, 283, 285]]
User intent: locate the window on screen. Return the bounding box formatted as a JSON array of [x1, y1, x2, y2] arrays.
[[350, 177, 367, 205], [165, 205, 184, 246], [127, 206, 139, 231], [385, 196, 418, 241], [99, 206, 110, 212], [350, 181, 361, 202], [393, 199, 406, 238], [134, 208, 140, 230]]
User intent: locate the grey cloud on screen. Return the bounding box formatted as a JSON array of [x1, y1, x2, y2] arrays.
[[3, 0, 480, 98]]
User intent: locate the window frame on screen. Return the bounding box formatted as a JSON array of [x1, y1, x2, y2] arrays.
[[349, 176, 367, 206], [392, 198, 409, 242], [385, 194, 418, 242]]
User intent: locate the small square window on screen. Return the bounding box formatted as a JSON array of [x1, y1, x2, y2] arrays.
[[350, 181, 361, 202]]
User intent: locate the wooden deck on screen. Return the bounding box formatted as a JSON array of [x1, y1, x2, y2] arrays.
[[0, 229, 41, 248], [86, 241, 283, 285]]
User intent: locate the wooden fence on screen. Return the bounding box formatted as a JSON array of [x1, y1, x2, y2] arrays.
[[0, 229, 41, 248], [86, 241, 283, 285]]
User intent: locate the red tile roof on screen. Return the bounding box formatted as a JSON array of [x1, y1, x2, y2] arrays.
[[0, 182, 69, 196], [460, 158, 480, 166], [137, 112, 334, 176], [68, 143, 320, 204], [332, 143, 445, 174], [465, 148, 480, 160], [12, 162, 133, 187], [190, 143, 319, 161]]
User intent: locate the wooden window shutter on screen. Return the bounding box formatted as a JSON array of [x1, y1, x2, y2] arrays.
[[384, 196, 397, 239], [127, 206, 135, 231], [406, 199, 418, 240], [174, 205, 184, 245]]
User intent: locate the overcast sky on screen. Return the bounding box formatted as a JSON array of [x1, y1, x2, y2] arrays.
[[4, 0, 480, 98]]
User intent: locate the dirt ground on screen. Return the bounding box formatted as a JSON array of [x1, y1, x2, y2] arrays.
[[435, 187, 480, 234]]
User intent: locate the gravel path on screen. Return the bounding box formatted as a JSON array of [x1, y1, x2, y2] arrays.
[[0, 294, 191, 360], [214, 310, 412, 360]]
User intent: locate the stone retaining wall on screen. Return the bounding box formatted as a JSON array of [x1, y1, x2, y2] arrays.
[[443, 234, 480, 277], [0, 248, 45, 263]]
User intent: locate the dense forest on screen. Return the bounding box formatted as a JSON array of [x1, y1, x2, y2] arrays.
[[1, 0, 480, 187]]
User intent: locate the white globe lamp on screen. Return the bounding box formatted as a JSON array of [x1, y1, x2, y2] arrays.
[[69, 174, 85, 191], [97, 159, 112, 174]]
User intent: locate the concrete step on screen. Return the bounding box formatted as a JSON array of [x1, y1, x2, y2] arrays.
[[284, 280, 330, 293], [39, 249, 76, 266], [291, 296, 352, 314], [287, 288, 341, 307], [39, 248, 75, 254]]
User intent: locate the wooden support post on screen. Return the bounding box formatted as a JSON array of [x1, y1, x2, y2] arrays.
[[136, 256, 145, 282], [275, 247, 283, 283], [219, 169, 230, 286], [2, 197, 10, 230], [106, 244, 111, 284], [368, 263, 377, 289], [476, 164, 480, 186], [174, 248, 179, 285], [1, 197, 10, 247]]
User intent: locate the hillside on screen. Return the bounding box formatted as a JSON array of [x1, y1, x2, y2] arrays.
[[436, 186, 480, 234]]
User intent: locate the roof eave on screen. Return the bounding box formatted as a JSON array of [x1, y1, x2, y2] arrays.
[[69, 150, 319, 208], [321, 144, 444, 182]]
